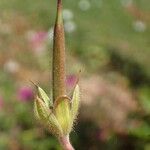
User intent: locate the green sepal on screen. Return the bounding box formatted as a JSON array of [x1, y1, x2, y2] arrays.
[[71, 84, 80, 122], [34, 96, 63, 137], [54, 96, 72, 135], [37, 86, 53, 108], [34, 100, 40, 120]]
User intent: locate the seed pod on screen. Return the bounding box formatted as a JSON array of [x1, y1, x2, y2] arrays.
[[52, 0, 66, 101]]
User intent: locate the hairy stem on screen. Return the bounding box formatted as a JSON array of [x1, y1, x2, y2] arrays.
[[53, 0, 66, 101], [59, 136, 75, 150]]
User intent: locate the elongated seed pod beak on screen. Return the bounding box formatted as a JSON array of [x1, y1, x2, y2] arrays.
[[53, 0, 66, 101]]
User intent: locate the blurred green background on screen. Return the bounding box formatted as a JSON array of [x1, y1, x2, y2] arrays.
[[0, 0, 150, 149]]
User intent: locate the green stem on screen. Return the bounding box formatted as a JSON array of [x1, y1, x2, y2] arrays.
[[52, 0, 66, 101]]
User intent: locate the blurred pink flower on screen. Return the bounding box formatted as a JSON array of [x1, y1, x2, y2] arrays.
[[66, 74, 77, 88], [18, 87, 34, 102], [97, 129, 110, 141], [27, 31, 48, 54]]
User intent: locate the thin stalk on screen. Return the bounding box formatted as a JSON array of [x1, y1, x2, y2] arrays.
[[59, 136, 75, 150], [52, 0, 66, 101]]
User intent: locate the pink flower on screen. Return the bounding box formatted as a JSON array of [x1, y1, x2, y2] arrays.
[[18, 87, 34, 102], [66, 75, 77, 88], [97, 130, 109, 141], [27, 31, 48, 54]]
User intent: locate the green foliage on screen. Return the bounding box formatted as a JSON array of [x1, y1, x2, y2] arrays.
[[139, 87, 150, 114]]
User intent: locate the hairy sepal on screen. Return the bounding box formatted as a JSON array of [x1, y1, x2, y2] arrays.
[[54, 97, 72, 135], [34, 96, 62, 137], [37, 86, 53, 108], [71, 84, 80, 122]]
